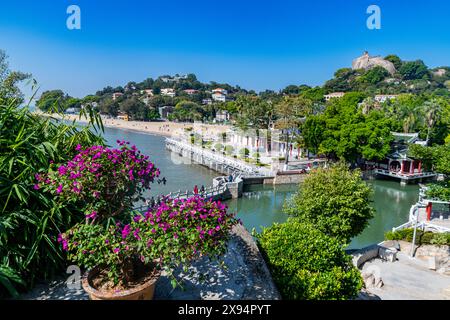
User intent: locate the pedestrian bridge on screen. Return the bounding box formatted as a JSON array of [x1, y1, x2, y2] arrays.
[[165, 138, 274, 179]]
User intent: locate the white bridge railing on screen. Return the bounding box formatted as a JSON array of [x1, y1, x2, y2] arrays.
[[166, 138, 274, 178], [134, 183, 228, 213]]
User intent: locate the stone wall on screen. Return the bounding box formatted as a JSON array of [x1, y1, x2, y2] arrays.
[[273, 172, 308, 185]]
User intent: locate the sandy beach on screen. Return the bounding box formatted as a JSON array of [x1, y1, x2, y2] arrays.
[[41, 113, 231, 139]]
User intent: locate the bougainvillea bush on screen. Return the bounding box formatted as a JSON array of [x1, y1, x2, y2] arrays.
[[37, 141, 239, 290], [36, 140, 160, 220], [61, 196, 238, 288]]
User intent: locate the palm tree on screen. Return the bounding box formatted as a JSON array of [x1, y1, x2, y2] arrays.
[[275, 96, 313, 169], [423, 99, 442, 146]]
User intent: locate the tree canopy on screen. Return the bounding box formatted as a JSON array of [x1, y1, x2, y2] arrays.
[[284, 163, 374, 243]]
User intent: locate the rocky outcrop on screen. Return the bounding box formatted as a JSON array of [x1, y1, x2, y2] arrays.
[[352, 51, 396, 75]]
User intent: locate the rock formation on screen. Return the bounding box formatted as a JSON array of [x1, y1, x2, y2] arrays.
[[352, 51, 397, 75]]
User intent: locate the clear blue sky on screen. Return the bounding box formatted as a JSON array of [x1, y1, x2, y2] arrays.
[[0, 0, 449, 98]]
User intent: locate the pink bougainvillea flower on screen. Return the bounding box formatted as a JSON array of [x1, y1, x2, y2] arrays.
[[85, 211, 98, 219]]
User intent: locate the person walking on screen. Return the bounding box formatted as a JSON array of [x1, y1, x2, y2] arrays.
[[200, 185, 205, 194], [194, 185, 199, 194]]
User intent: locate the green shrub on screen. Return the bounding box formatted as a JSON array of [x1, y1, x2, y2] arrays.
[[284, 163, 374, 243], [239, 148, 250, 157], [430, 233, 450, 246], [257, 219, 362, 300], [214, 143, 223, 151], [385, 228, 450, 246], [225, 145, 234, 155]]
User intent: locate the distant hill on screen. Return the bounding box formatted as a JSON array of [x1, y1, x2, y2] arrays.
[[323, 52, 450, 96]]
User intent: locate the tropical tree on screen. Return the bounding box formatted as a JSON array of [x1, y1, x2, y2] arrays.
[[423, 99, 442, 145], [0, 50, 31, 103], [234, 95, 274, 156], [284, 163, 374, 243], [275, 96, 313, 167], [36, 90, 68, 112], [172, 100, 204, 122]]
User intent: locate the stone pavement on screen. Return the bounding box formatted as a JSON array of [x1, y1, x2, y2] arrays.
[[361, 251, 450, 300], [19, 224, 281, 300]]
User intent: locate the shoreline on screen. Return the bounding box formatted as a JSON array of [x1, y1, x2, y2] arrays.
[[36, 112, 230, 139]]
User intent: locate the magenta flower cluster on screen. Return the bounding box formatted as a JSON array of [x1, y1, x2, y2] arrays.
[[35, 141, 160, 219], [39, 141, 238, 287], [59, 195, 239, 284]]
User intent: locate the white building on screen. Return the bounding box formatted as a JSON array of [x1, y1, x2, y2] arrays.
[[324, 92, 345, 101], [374, 94, 398, 103], [215, 110, 230, 122], [183, 89, 198, 95], [161, 88, 176, 97], [112, 92, 123, 101], [158, 106, 174, 119], [212, 92, 227, 102], [140, 89, 154, 96]]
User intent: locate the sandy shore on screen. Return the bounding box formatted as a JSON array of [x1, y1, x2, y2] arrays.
[[41, 113, 230, 139]]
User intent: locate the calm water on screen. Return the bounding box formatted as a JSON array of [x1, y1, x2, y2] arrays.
[[100, 127, 419, 249]]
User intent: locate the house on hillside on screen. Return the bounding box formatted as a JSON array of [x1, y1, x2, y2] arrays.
[[183, 89, 198, 95], [215, 110, 230, 123], [212, 88, 228, 102], [161, 88, 176, 97], [140, 89, 154, 97], [112, 92, 124, 101], [324, 92, 345, 101], [374, 94, 399, 103]]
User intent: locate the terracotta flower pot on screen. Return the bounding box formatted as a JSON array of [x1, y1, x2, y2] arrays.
[[82, 267, 160, 300]]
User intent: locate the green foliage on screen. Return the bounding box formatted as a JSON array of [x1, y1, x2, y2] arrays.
[[224, 145, 234, 155], [172, 100, 204, 122], [360, 66, 389, 84], [0, 50, 31, 103], [239, 148, 250, 158], [408, 144, 450, 175], [384, 54, 403, 70], [399, 60, 430, 80], [257, 219, 363, 300], [302, 93, 394, 162], [36, 90, 68, 112], [284, 163, 374, 243], [0, 97, 105, 297], [214, 143, 223, 151], [385, 228, 450, 246], [425, 181, 450, 201]]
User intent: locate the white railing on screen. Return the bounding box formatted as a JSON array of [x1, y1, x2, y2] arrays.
[[373, 168, 436, 179], [392, 203, 450, 233], [133, 183, 228, 213], [166, 138, 274, 178]]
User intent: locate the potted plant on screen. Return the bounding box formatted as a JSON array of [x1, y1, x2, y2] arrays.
[[36, 141, 239, 300]]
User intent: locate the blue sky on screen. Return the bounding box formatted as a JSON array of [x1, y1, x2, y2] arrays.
[[0, 0, 449, 98]]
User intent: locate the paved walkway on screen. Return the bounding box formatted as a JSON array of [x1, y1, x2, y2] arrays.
[[19, 225, 280, 300], [362, 252, 450, 300]]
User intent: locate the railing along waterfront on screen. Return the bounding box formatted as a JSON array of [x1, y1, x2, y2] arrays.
[[133, 183, 228, 213], [165, 138, 274, 178]]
